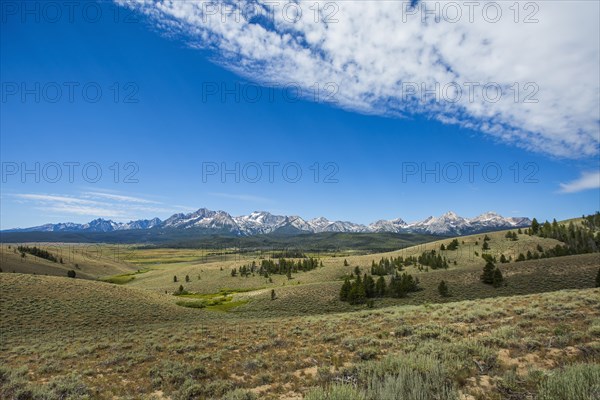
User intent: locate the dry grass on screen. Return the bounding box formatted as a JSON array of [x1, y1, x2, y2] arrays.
[[0, 269, 598, 399]]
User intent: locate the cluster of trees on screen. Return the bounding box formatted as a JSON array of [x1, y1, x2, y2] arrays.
[[231, 257, 322, 278], [440, 239, 459, 251], [530, 217, 600, 255], [583, 212, 600, 231], [270, 250, 306, 258], [417, 250, 449, 269], [370, 256, 405, 275], [340, 271, 420, 304], [505, 231, 519, 241], [481, 261, 504, 287], [17, 246, 58, 263], [514, 243, 587, 262]]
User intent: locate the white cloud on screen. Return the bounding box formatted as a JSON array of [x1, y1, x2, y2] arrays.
[[119, 0, 600, 158], [14, 194, 101, 206], [11, 192, 185, 221], [559, 171, 600, 193], [83, 191, 162, 204]]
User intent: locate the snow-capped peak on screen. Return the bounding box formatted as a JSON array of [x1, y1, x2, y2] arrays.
[[4, 209, 531, 236]]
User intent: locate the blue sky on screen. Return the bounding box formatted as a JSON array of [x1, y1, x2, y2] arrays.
[[1, 1, 599, 229]]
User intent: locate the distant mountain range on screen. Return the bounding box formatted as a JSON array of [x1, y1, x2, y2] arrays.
[[4, 209, 531, 236]]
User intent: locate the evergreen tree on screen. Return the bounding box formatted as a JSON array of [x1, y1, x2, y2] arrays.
[[518, 228, 522, 234], [231, 269, 237, 277], [446, 239, 459, 250], [596, 267, 600, 288], [348, 275, 366, 305], [343, 259, 349, 266], [440, 243, 446, 251], [375, 276, 386, 297], [531, 218, 539, 234], [516, 253, 526, 262], [340, 278, 351, 301], [438, 280, 449, 297], [67, 270, 76, 278], [185, 275, 190, 282], [481, 261, 495, 284], [271, 289, 276, 300], [354, 266, 361, 276], [482, 241, 490, 250], [173, 275, 178, 282], [500, 254, 508, 263], [492, 268, 504, 288], [364, 274, 375, 298]]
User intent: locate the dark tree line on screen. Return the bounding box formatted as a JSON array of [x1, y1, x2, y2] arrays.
[[232, 257, 322, 278], [511, 214, 600, 262], [17, 246, 58, 263], [340, 271, 420, 304], [417, 250, 449, 269], [370, 256, 405, 275], [270, 250, 306, 258], [530, 216, 600, 254]]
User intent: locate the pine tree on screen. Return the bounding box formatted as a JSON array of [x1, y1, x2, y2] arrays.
[[440, 243, 446, 251], [482, 241, 490, 250], [67, 270, 76, 278], [271, 289, 276, 300], [173, 275, 178, 282], [185, 275, 190, 282], [596, 267, 600, 288], [500, 254, 508, 263], [531, 218, 539, 234], [481, 261, 495, 284], [344, 259, 349, 266], [348, 275, 366, 304], [492, 268, 504, 288], [438, 280, 449, 297], [364, 274, 375, 298], [375, 276, 386, 297], [340, 278, 351, 301]]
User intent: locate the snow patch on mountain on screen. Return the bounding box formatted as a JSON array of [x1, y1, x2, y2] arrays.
[[4, 209, 531, 236]]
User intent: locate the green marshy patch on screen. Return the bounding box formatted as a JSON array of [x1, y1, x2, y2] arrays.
[[100, 269, 151, 284], [174, 289, 251, 312]]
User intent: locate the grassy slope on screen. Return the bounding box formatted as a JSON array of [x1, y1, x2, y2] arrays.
[[0, 272, 598, 399], [0, 243, 140, 279], [0, 273, 197, 338]]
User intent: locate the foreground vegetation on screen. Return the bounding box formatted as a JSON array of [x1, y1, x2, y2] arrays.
[[1, 273, 598, 399]]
